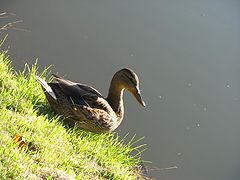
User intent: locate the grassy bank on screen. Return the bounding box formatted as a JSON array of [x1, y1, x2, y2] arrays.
[[0, 48, 147, 179]]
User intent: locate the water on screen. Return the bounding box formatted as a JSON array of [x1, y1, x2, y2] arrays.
[[1, 0, 240, 179]]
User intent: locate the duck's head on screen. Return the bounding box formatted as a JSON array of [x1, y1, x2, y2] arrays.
[[115, 68, 146, 107]]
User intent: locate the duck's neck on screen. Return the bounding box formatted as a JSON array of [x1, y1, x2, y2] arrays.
[[106, 79, 124, 119]]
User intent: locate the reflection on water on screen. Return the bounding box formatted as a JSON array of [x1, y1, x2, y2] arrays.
[[1, 0, 240, 179]]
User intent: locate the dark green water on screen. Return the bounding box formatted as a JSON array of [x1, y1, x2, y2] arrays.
[[1, 0, 240, 179]]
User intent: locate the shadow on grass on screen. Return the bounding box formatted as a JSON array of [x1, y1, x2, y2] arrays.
[[33, 101, 74, 129]]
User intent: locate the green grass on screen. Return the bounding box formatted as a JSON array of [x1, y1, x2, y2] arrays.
[[0, 48, 148, 179]]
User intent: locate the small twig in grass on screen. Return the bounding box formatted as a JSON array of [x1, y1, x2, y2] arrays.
[[0, 20, 30, 32], [149, 165, 178, 171], [0, 20, 22, 30], [0, 12, 16, 19], [0, 12, 8, 18], [0, 12, 30, 32]]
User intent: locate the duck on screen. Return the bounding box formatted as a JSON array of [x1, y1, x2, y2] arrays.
[[36, 68, 145, 133]]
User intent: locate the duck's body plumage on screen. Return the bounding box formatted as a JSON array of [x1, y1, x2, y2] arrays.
[[36, 68, 145, 133]]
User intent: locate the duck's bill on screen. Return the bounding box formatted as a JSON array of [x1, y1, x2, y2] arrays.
[[134, 87, 146, 107]]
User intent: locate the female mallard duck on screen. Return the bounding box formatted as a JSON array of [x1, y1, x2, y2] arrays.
[[36, 68, 145, 133]]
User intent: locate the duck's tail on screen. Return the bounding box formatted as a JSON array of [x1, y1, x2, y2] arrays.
[[35, 75, 57, 100]]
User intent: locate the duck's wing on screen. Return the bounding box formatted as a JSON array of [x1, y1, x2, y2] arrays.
[[53, 74, 103, 97], [53, 74, 111, 111]]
